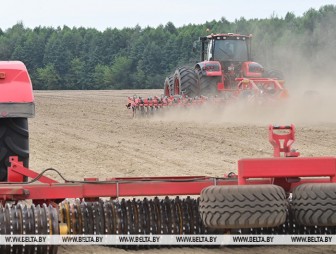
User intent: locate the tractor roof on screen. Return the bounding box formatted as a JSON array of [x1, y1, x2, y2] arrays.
[[200, 33, 252, 41]]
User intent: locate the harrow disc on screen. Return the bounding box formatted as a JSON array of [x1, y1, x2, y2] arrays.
[[2, 195, 336, 253], [59, 197, 207, 238], [80, 201, 94, 234], [0, 203, 59, 254]]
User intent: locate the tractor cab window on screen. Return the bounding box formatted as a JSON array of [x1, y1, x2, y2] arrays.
[[206, 40, 213, 61], [213, 40, 248, 62]]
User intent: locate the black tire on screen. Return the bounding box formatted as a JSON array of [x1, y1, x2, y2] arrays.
[[163, 76, 174, 96], [197, 68, 220, 96], [263, 69, 284, 80], [292, 183, 336, 226], [199, 185, 287, 229], [173, 67, 199, 97], [0, 118, 29, 181]]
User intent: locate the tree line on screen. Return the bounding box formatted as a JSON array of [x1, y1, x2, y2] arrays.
[[0, 5, 335, 90]]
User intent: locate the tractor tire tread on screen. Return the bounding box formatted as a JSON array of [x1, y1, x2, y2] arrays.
[[197, 68, 219, 95], [174, 67, 199, 97], [199, 185, 287, 229], [292, 183, 336, 226], [0, 118, 29, 181]]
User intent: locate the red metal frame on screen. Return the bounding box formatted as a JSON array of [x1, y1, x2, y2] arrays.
[[238, 125, 336, 191], [1, 125, 335, 202], [233, 78, 288, 99], [174, 78, 180, 95], [268, 124, 299, 157]]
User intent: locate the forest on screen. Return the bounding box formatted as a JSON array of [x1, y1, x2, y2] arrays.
[[0, 5, 335, 90]]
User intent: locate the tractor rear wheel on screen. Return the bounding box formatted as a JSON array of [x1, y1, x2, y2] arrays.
[[292, 183, 336, 226], [163, 76, 174, 97], [0, 118, 29, 181], [199, 185, 287, 229], [173, 67, 199, 97], [197, 69, 219, 96]]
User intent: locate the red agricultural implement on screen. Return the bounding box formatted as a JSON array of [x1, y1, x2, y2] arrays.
[[2, 62, 336, 254], [127, 77, 287, 117], [126, 94, 210, 117]]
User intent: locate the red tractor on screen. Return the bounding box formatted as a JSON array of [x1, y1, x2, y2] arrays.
[[164, 33, 287, 100], [0, 61, 34, 182]]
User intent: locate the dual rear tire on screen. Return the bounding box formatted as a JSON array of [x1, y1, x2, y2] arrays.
[[199, 185, 287, 229], [164, 66, 219, 97], [292, 183, 336, 226], [173, 67, 199, 97], [200, 183, 336, 230]]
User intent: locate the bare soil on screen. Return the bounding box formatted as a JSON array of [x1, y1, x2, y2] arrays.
[[29, 89, 336, 254]]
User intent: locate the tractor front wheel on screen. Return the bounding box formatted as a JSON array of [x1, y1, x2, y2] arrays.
[[197, 69, 220, 96]]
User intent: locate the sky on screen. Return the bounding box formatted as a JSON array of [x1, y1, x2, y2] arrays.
[[1, 0, 335, 31]]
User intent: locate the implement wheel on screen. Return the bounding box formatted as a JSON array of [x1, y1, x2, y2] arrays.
[[0, 118, 29, 181], [199, 185, 287, 229], [292, 183, 336, 226], [173, 67, 199, 97]]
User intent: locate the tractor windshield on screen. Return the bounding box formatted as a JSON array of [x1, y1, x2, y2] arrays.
[[213, 39, 248, 62]]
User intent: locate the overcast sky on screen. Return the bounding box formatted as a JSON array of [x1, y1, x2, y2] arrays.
[[1, 0, 334, 31]]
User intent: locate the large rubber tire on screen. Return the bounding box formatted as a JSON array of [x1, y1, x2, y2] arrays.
[[163, 76, 174, 96], [199, 185, 287, 229], [197, 69, 220, 96], [173, 67, 199, 97], [292, 183, 336, 226], [0, 118, 29, 181]]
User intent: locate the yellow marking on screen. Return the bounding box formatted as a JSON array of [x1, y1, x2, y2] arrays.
[[59, 223, 68, 235]]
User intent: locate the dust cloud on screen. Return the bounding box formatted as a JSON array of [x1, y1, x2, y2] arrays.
[[152, 20, 336, 126], [151, 85, 336, 126]]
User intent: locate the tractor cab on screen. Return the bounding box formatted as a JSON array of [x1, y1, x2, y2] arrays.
[[200, 34, 252, 62], [199, 34, 263, 79]]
